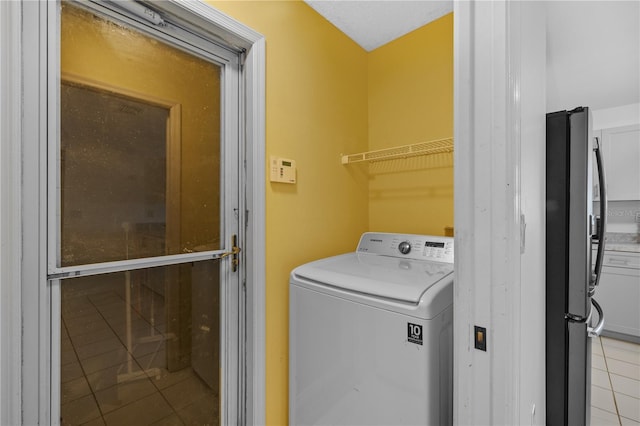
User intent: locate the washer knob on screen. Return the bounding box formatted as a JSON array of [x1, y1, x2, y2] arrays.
[[398, 241, 411, 255]]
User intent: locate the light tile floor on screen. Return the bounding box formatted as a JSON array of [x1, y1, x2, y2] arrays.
[[60, 272, 639, 426], [592, 336, 640, 426], [60, 274, 219, 426]]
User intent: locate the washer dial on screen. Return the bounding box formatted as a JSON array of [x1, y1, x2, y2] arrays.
[[398, 241, 411, 255]]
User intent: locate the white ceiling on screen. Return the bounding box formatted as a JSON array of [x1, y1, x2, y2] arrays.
[[546, 1, 639, 111], [304, 0, 452, 51], [304, 0, 639, 111]]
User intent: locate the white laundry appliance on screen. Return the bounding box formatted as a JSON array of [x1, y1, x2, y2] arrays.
[[289, 232, 454, 426]]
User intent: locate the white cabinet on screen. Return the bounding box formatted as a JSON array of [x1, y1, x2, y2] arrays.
[[593, 250, 640, 341], [596, 124, 640, 201]]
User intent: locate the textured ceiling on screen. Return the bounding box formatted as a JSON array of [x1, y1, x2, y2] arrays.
[[304, 0, 452, 51]]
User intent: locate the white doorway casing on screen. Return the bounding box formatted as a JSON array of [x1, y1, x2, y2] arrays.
[[0, 1, 23, 425], [454, 1, 546, 425]]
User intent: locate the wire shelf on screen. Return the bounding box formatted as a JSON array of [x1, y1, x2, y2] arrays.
[[341, 137, 453, 164]]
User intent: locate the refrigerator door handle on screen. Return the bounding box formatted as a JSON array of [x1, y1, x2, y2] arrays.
[[587, 298, 605, 338], [591, 136, 607, 288]]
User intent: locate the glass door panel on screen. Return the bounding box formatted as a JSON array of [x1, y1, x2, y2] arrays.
[[61, 82, 172, 265], [60, 261, 221, 425], [60, 2, 223, 267], [57, 3, 240, 425]]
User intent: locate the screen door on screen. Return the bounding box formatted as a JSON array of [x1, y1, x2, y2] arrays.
[[52, 2, 242, 424]]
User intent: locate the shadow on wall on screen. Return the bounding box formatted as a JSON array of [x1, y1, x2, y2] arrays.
[[369, 184, 453, 201], [367, 152, 453, 201]]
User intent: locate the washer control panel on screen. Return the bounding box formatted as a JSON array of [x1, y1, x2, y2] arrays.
[[357, 232, 454, 263]]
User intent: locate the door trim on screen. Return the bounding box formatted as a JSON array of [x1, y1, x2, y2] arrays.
[[0, 2, 24, 424], [453, 1, 546, 424], [3, 1, 266, 424], [241, 36, 267, 425]]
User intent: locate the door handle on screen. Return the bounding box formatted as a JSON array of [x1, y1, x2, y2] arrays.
[[587, 298, 605, 338], [219, 234, 241, 272], [591, 137, 607, 288]]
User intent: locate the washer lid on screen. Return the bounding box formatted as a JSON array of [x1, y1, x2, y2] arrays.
[[291, 252, 453, 304]]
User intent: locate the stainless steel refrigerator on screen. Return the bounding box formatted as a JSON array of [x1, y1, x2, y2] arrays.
[[546, 107, 607, 425]]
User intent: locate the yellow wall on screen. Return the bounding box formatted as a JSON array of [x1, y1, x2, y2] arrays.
[[202, 3, 453, 424], [367, 14, 454, 236], [207, 1, 370, 424]]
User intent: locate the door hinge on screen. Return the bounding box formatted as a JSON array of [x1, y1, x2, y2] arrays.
[[220, 234, 241, 272]]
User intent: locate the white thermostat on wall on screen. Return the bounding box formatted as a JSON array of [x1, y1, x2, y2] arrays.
[[270, 156, 297, 184]]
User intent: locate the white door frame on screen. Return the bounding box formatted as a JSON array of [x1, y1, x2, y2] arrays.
[[453, 1, 546, 425], [0, 1, 265, 424], [0, 1, 24, 425]]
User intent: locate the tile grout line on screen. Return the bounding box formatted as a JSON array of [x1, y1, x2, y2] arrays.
[[89, 285, 187, 425], [62, 282, 218, 425], [603, 338, 640, 425], [108, 284, 187, 424], [608, 371, 640, 401], [86, 289, 160, 424], [600, 337, 623, 426], [63, 296, 107, 425]]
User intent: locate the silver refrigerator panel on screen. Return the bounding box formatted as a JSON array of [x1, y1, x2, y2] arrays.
[[567, 109, 593, 319]]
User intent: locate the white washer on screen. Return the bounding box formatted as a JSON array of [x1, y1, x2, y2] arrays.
[[289, 232, 454, 426]]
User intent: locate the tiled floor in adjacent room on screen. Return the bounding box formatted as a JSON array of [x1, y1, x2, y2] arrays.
[[592, 336, 640, 425], [60, 273, 219, 426], [60, 274, 638, 426]]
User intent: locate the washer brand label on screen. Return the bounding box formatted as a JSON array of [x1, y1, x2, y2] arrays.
[[407, 323, 423, 345]]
